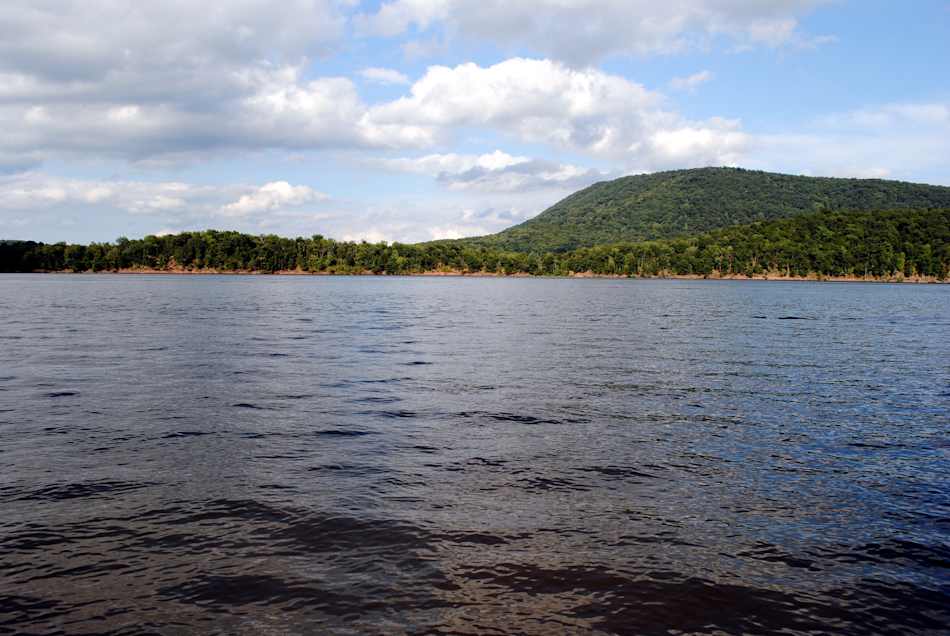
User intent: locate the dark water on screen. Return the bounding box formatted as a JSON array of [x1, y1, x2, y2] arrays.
[[1, 274, 948, 635]]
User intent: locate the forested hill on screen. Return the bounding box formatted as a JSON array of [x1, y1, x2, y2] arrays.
[[2, 208, 948, 280], [454, 167, 950, 252]]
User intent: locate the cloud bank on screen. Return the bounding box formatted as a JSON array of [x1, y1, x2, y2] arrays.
[[0, 1, 946, 243], [357, 0, 828, 63]]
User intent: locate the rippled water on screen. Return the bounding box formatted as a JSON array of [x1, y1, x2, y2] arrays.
[[1, 274, 948, 635]]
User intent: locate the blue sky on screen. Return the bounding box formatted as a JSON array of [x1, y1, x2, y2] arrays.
[[1, 0, 948, 243]]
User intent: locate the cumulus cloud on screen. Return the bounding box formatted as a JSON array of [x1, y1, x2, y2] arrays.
[[1, 34, 749, 172], [0, 1, 345, 83], [0, 64, 440, 167], [357, 0, 829, 64], [6, 0, 945, 245], [221, 182, 328, 217], [0, 1, 349, 156], [359, 67, 412, 85], [0, 3, 753, 176], [647, 118, 746, 166], [0, 1, 435, 168], [367, 59, 748, 168]]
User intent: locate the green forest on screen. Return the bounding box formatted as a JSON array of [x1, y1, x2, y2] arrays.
[[456, 167, 950, 252], [3, 207, 948, 280]]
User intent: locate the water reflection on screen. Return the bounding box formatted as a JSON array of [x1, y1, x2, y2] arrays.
[[1, 275, 948, 634]]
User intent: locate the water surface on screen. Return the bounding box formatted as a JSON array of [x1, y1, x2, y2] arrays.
[[1, 275, 948, 634]]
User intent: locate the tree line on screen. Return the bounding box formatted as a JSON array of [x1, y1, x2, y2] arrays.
[[2, 208, 948, 279]]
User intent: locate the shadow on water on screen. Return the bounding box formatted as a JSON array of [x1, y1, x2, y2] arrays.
[[6, 495, 947, 635]]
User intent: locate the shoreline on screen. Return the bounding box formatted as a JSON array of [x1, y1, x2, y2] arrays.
[[13, 268, 946, 284]]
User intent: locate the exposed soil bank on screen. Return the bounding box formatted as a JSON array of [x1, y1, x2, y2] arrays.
[[22, 267, 947, 283]]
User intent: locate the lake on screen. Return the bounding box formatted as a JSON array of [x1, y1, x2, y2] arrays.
[[1, 274, 948, 635]]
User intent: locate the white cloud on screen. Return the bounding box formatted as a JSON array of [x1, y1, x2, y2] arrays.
[[340, 228, 396, 243], [356, 0, 449, 37], [357, 0, 829, 64], [0, 63, 436, 168], [0, 51, 744, 174], [376, 150, 528, 176], [0, 174, 334, 223], [0, 2, 759, 175], [670, 70, 714, 92], [3, 0, 946, 245], [221, 181, 328, 217], [359, 67, 411, 85], [0, 53, 747, 171], [0, 1, 351, 161], [0, 174, 222, 216], [0, 1, 344, 83], [427, 225, 472, 240], [367, 58, 747, 168], [648, 119, 746, 165], [0, 2, 423, 168]]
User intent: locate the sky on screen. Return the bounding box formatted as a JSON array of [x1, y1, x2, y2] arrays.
[[1, 0, 949, 244]]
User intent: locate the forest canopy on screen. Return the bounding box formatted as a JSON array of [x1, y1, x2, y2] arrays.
[[2, 208, 948, 280], [453, 167, 950, 252]]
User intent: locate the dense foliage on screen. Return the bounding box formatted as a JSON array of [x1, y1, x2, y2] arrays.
[[453, 167, 950, 252], [551, 208, 950, 279], [2, 208, 948, 280]]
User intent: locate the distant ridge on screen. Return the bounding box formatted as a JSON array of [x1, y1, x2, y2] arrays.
[[454, 167, 950, 252]]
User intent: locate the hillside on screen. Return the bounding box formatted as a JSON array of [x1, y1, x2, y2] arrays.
[[456, 167, 950, 252], [2, 208, 947, 281]]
